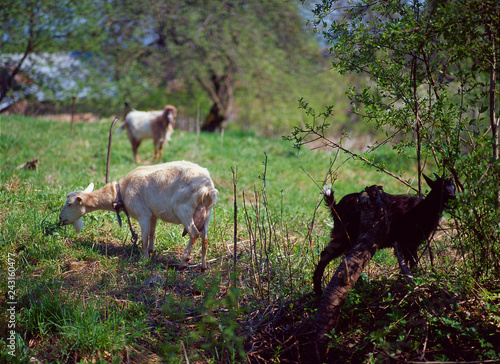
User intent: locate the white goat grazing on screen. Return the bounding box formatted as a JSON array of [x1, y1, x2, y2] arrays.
[[59, 161, 218, 270], [119, 105, 177, 163]]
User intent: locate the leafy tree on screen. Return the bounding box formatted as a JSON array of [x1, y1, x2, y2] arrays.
[[140, 0, 323, 131], [0, 0, 99, 111], [2, 0, 342, 133], [302, 0, 500, 277]]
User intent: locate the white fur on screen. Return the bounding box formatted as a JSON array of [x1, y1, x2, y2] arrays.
[[122, 110, 163, 140], [59, 161, 218, 270]]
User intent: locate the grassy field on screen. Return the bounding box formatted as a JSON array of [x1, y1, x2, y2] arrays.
[[1, 115, 499, 363]]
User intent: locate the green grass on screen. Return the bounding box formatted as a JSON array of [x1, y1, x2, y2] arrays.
[[1, 115, 498, 363]]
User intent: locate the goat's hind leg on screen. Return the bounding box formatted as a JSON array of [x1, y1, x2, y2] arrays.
[[313, 236, 346, 296], [130, 138, 141, 164], [200, 227, 209, 271], [179, 203, 208, 270], [199, 204, 213, 271], [179, 230, 200, 270], [126, 130, 142, 164]]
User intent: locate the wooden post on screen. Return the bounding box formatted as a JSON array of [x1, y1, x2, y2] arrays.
[[231, 167, 239, 288], [70, 95, 76, 136], [106, 117, 120, 184]]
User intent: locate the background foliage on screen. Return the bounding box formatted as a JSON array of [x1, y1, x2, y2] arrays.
[[0, 0, 355, 135], [305, 0, 500, 279]]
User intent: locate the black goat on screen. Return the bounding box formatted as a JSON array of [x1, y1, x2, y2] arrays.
[[313, 174, 456, 296]]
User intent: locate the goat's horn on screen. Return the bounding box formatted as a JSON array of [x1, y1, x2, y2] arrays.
[[433, 173, 440, 180], [83, 183, 94, 193]]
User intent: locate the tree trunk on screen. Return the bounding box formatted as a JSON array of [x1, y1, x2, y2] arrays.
[[198, 67, 235, 132], [202, 102, 227, 132], [312, 185, 390, 362], [0, 20, 34, 112]]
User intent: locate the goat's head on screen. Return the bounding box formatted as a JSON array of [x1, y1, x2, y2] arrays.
[[162, 105, 177, 127], [59, 183, 94, 232], [423, 173, 456, 206]]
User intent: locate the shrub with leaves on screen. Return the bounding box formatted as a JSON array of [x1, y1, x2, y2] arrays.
[[303, 0, 500, 279]]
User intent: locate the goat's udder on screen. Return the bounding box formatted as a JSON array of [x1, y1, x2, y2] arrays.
[[193, 204, 207, 231]]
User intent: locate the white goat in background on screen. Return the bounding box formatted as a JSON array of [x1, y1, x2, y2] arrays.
[[119, 104, 177, 163], [59, 161, 218, 270]]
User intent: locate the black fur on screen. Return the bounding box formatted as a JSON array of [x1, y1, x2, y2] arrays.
[[313, 174, 456, 296]]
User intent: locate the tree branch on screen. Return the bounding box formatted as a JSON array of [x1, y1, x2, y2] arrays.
[[301, 129, 418, 192]]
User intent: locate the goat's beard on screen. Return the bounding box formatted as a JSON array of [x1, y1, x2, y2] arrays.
[[72, 218, 84, 233]]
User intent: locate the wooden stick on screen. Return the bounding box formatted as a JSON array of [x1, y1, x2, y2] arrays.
[[106, 117, 120, 184]]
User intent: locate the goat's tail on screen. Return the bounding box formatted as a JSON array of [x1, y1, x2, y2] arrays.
[[115, 123, 127, 135], [123, 102, 133, 121], [124, 101, 132, 112], [323, 184, 336, 210], [182, 186, 219, 238], [202, 187, 219, 210], [202, 187, 218, 232], [186, 186, 219, 238]]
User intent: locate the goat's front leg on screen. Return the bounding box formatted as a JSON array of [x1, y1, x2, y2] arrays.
[[153, 138, 164, 162], [403, 245, 419, 270], [139, 217, 151, 258], [133, 146, 141, 164], [154, 147, 163, 162], [393, 241, 414, 282], [148, 217, 158, 257]]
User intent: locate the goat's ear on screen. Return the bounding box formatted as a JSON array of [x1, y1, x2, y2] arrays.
[[422, 173, 435, 188], [76, 196, 84, 205], [83, 183, 94, 193], [433, 172, 443, 180]]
